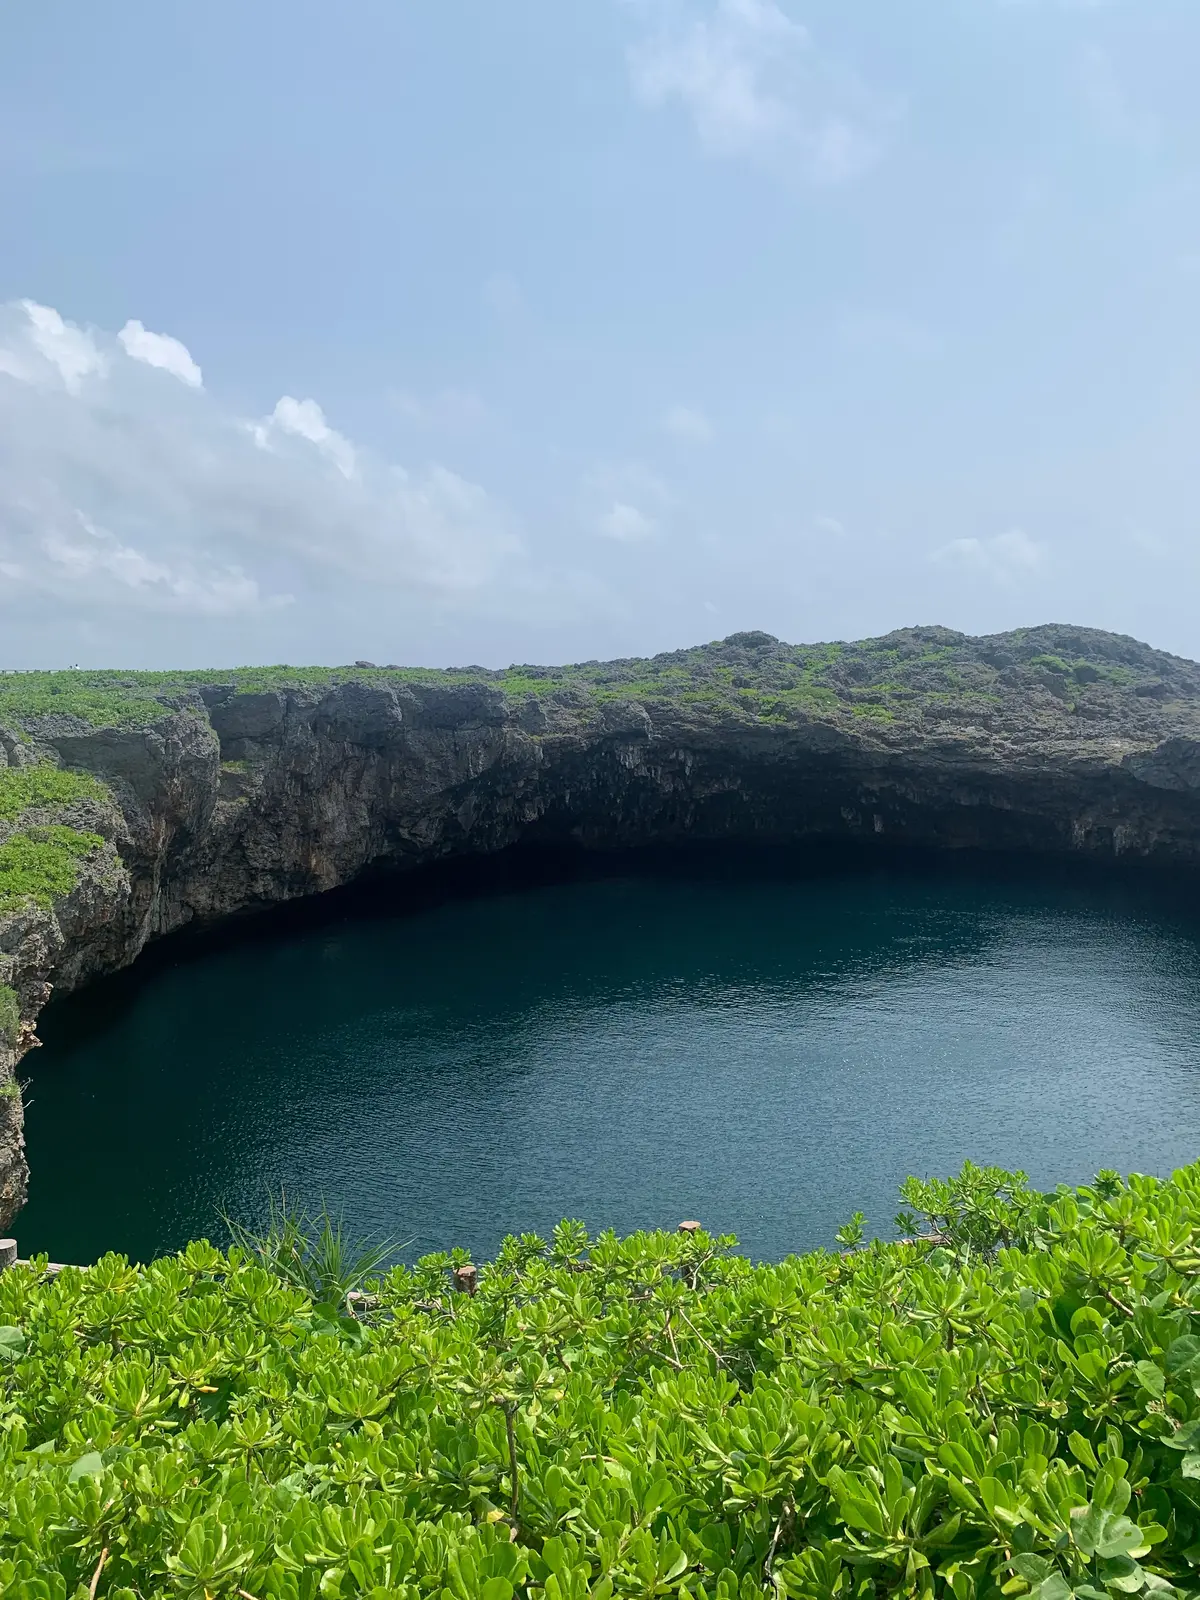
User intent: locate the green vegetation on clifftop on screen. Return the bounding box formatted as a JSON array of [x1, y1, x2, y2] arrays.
[[0, 766, 109, 917], [0, 826, 105, 915], [0, 675, 169, 730], [2, 623, 1196, 735], [6, 1163, 1200, 1596], [0, 766, 106, 822]]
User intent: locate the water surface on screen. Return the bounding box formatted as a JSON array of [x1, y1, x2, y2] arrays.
[[19, 851, 1200, 1264]]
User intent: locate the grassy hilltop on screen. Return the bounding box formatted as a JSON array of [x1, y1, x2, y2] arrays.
[[2, 623, 1198, 734], [4, 621, 1199, 938]]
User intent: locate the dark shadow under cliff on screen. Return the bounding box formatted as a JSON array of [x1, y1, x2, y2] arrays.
[[35, 833, 1200, 1050]]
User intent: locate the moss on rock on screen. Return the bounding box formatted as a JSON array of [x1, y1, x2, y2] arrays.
[[0, 984, 17, 1045]]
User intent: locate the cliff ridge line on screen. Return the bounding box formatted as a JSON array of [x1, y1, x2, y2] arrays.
[[3, 621, 1200, 1226]]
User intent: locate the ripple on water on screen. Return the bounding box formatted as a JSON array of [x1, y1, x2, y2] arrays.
[[19, 858, 1200, 1264]]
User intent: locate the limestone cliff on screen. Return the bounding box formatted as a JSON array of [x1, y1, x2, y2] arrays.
[[4, 621, 1200, 1226]]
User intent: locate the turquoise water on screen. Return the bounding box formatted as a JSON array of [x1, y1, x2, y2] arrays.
[[17, 852, 1200, 1265]]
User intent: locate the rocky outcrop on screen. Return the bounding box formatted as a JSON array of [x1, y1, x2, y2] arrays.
[[4, 621, 1200, 1225]]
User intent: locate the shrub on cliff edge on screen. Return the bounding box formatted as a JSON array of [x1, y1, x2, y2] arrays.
[[0, 826, 105, 915], [0, 765, 106, 822], [0, 764, 109, 917]]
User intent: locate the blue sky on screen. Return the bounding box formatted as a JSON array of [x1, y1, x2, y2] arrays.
[[2, 0, 1199, 668]]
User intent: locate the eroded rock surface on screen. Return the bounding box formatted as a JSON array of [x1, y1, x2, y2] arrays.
[[4, 622, 1200, 1225]]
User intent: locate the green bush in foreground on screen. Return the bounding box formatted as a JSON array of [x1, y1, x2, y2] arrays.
[[7, 1163, 1200, 1598], [224, 1194, 400, 1308]]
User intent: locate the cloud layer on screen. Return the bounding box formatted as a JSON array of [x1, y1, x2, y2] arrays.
[[931, 528, 1048, 587], [0, 300, 529, 641], [623, 0, 888, 181]]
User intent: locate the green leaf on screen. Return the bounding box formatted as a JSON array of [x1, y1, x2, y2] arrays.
[[1071, 1505, 1147, 1561], [0, 1326, 24, 1361], [1011, 1553, 1054, 1580], [1135, 1360, 1166, 1396], [837, 1493, 887, 1538], [271, 1471, 308, 1509], [664, 1548, 689, 1582], [1070, 1307, 1105, 1338], [1068, 1431, 1099, 1470], [1095, 1554, 1145, 1594], [68, 1451, 105, 1482], [1165, 1336, 1200, 1375]]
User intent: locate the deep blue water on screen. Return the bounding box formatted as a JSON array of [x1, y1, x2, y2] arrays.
[[17, 853, 1200, 1265]]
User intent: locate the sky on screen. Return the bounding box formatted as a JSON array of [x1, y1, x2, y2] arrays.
[[2, 0, 1200, 670]]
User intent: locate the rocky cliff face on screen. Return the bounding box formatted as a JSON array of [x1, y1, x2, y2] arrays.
[[4, 622, 1200, 1227]]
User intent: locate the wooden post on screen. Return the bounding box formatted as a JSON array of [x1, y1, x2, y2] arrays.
[[678, 1220, 701, 1235], [0, 1240, 17, 1272], [453, 1263, 478, 1296]]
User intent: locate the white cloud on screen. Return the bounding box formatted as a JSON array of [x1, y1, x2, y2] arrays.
[[44, 513, 271, 616], [584, 462, 671, 544], [813, 513, 844, 536], [253, 395, 357, 479], [662, 404, 713, 442], [623, 0, 888, 182], [118, 319, 203, 388], [598, 501, 658, 541], [0, 299, 106, 393], [0, 298, 532, 626], [931, 527, 1048, 586]]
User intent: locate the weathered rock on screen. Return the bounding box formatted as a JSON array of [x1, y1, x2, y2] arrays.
[[4, 622, 1200, 1226]]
